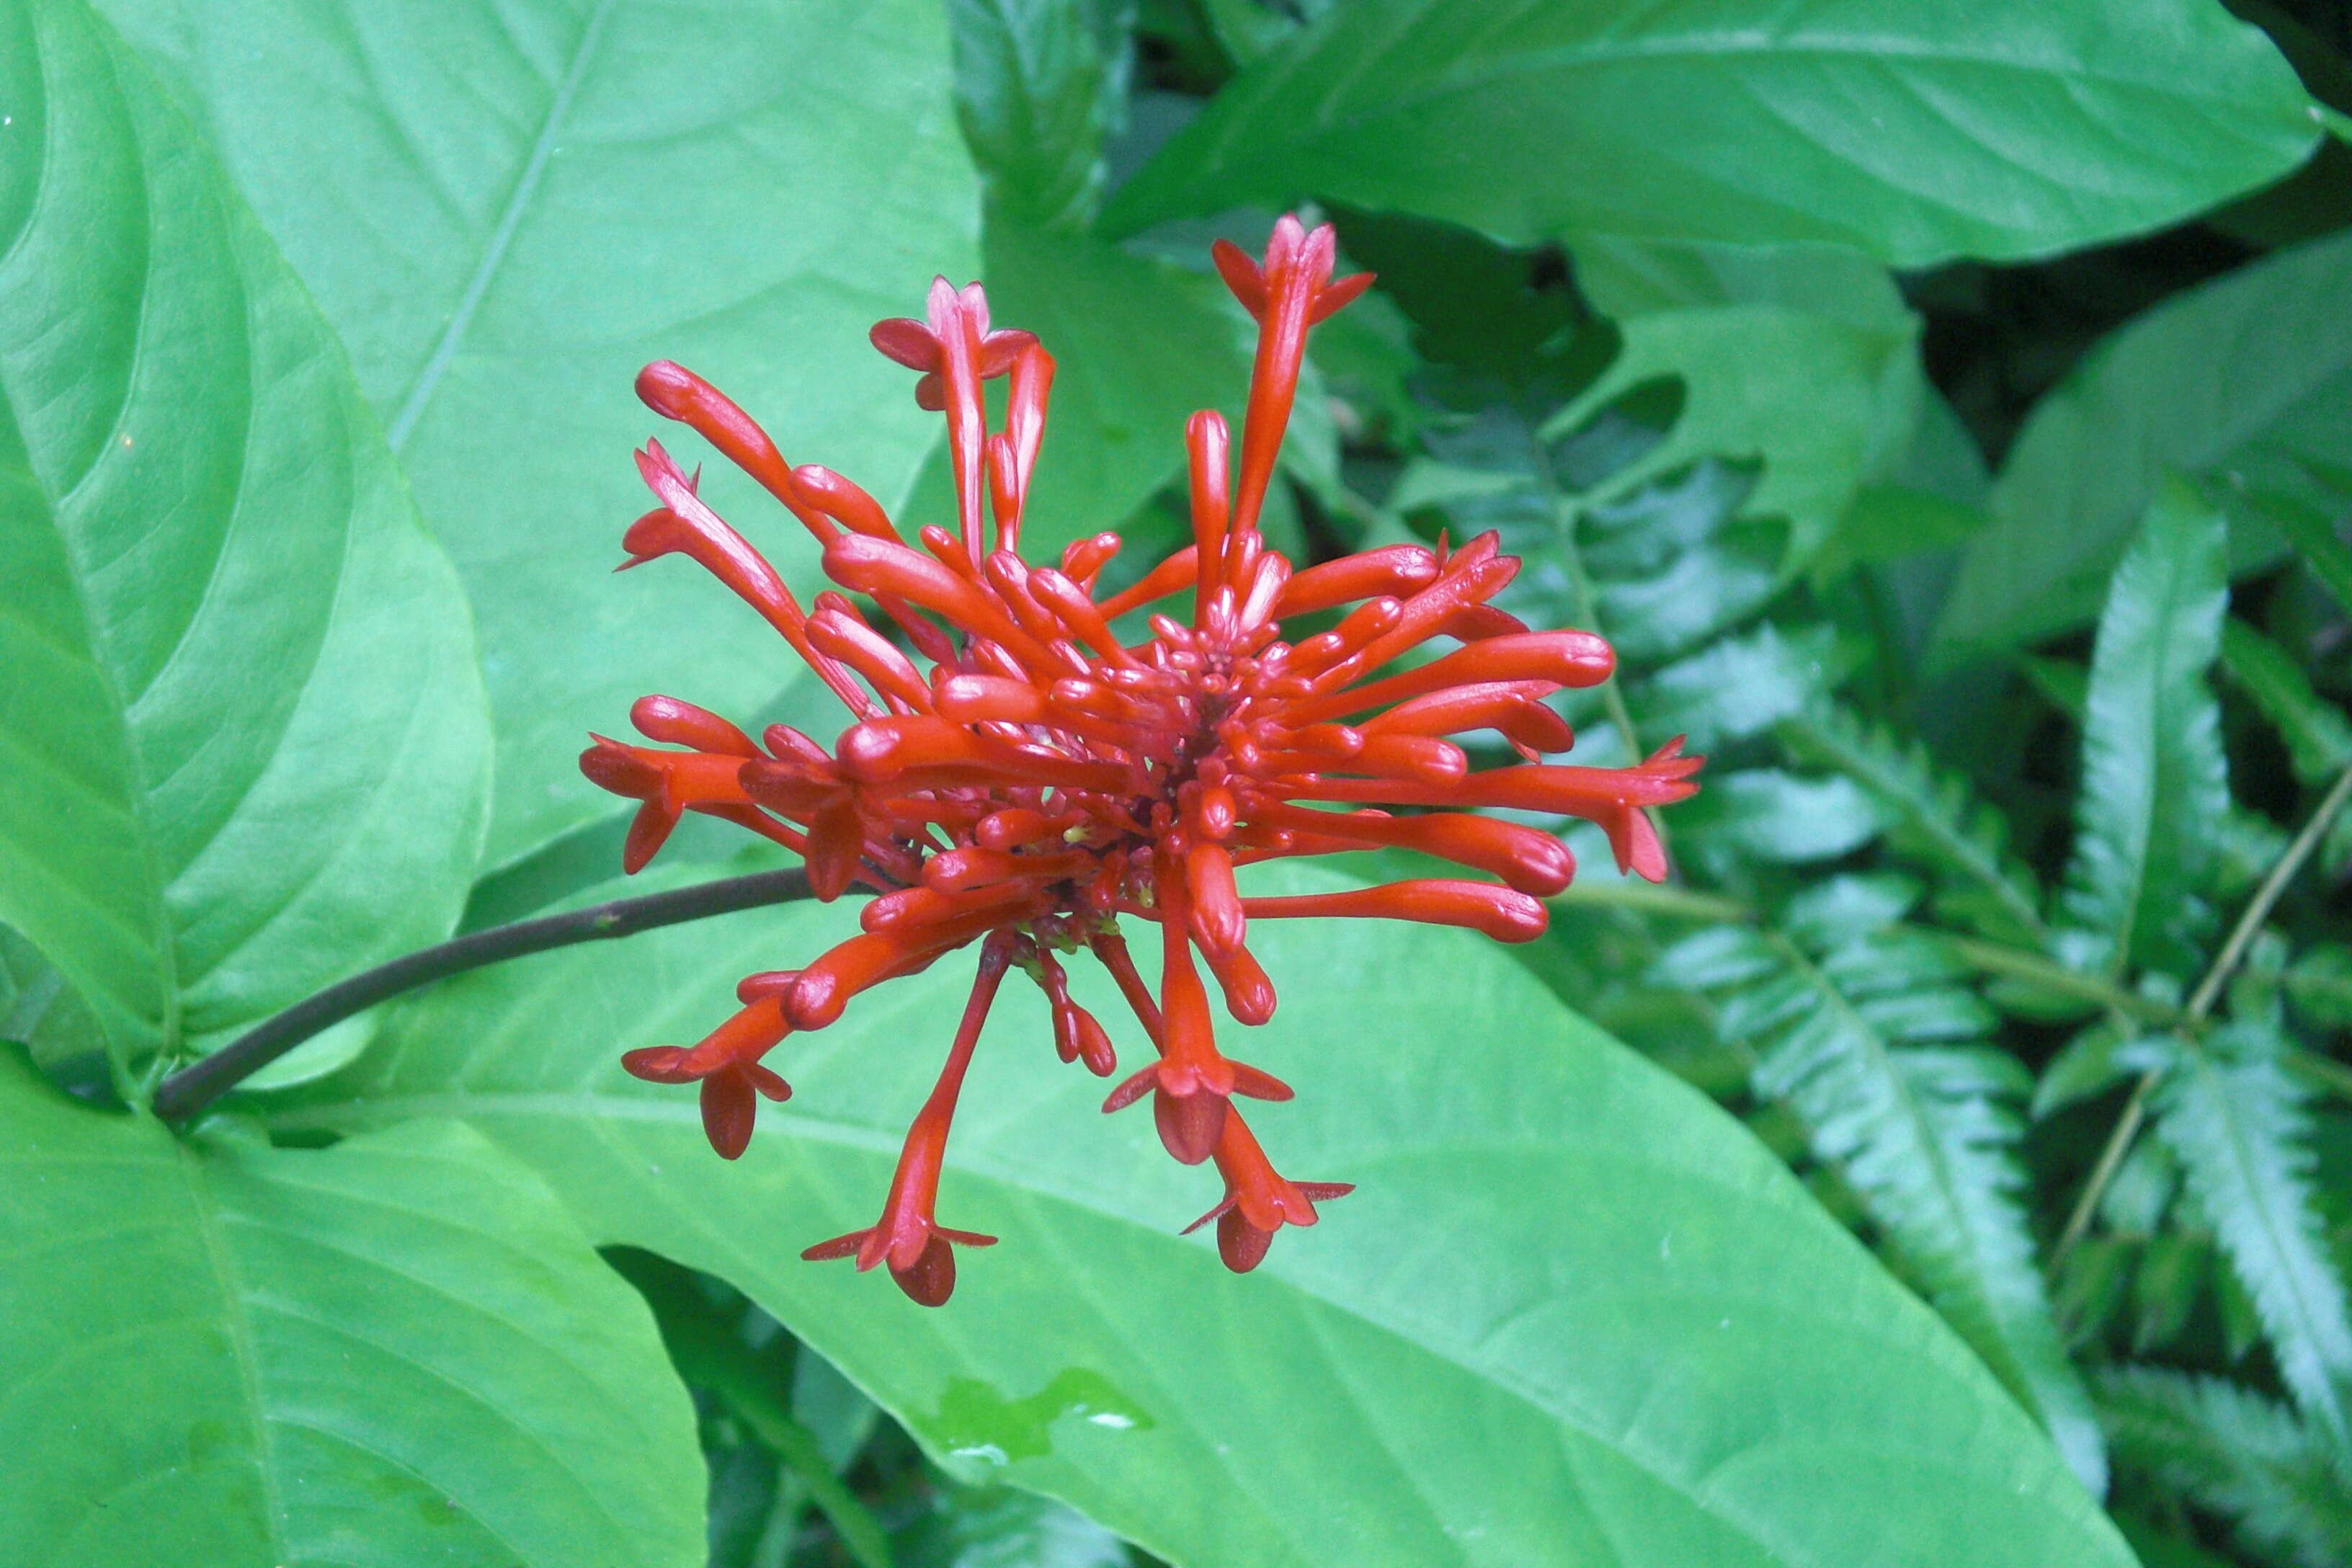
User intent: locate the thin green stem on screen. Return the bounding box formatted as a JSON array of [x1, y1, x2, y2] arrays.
[[2050, 762, 2352, 1272], [2184, 763, 2352, 1022], [1550, 879, 1751, 924], [2049, 1074, 2155, 1272], [1940, 935, 2177, 1027], [151, 867, 816, 1124]]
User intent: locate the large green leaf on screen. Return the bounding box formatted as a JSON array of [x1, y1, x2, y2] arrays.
[[1938, 228, 2352, 659], [98, 0, 981, 865], [0, 1050, 705, 1567], [0, 0, 489, 1069], [1102, 0, 2317, 267], [2056, 482, 2232, 979], [285, 864, 2132, 1568]]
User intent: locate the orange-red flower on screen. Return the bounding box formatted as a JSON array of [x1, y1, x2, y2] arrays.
[[586, 215, 1700, 1304]]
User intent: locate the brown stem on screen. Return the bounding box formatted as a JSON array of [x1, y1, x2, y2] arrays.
[[152, 867, 816, 1123]]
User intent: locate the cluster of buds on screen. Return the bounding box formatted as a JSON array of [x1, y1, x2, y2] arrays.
[[584, 215, 1699, 1305]]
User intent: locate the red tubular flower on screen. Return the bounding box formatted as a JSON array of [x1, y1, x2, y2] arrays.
[[587, 213, 1701, 1305]]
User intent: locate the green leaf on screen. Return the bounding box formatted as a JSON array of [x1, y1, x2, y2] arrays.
[[1102, 0, 2317, 267], [2275, 509, 2352, 614], [1812, 485, 1988, 582], [1781, 702, 2046, 944], [285, 864, 2133, 1568], [1664, 896, 2107, 1494], [2130, 1231, 2210, 1353], [2099, 1365, 2352, 1568], [1481, 455, 1780, 670], [2221, 619, 2352, 787], [950, 0, 1136, 231], [1196, 0, 1308, 66], [0, 1050, 705, 1566], [2057, 481, 2232, 978], [2033, 1020, 2132, 1121], [1547, 302, 1920, 568], [97, 0, 981, 866], [1939, 229, 2352, 659], [2149, 1023, 2352, 1456], [2286, 945, 2352, 1030], [2112, 1516, 2238, 1568], [0, 925, 105, 1077], [0, 0, 490, 1070]]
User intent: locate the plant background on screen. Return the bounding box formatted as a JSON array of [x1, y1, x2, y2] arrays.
[[4, 0, 2352, 1564]]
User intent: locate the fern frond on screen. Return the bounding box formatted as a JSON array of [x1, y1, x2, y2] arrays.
[[1655, 885, 2106, 1492], [1646, 620, 1848, 752], [2099, 1364, 2352, 1568], [2057, 480, 2231, 977], [1780, 700, 2044, 943], [2147, 1023, 2352, 1456]]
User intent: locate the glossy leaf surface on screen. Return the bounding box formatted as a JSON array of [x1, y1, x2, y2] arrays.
[[0, 0, 489, 1065], [286, 865, 2133, 1568], [1105, 0, 2317, 266], [0, 1051, 704, 1567], [98, 0, 981, 864]]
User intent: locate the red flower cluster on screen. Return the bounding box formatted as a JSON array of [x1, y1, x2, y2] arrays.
[[584, 215, 1699, 1305]]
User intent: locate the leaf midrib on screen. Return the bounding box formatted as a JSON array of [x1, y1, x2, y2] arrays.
[[383, 0, 616, 453], [6, 24, 182, 1062], [275, 1084, 2108, 1568], [173, 1139, 291, 1565], [1228, 17, 2295, 160]]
